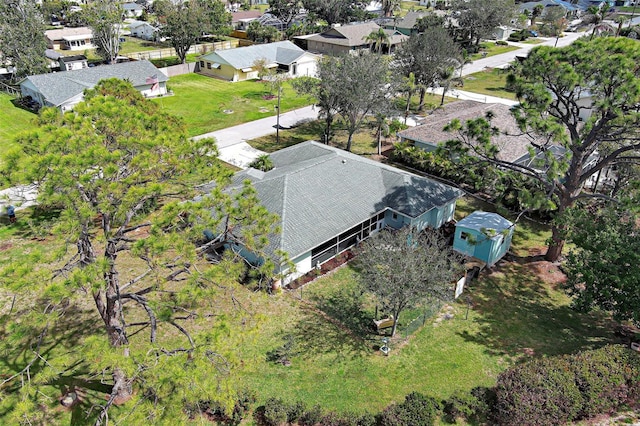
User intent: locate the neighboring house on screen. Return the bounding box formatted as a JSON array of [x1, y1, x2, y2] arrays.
[[129, 20, 160, 41], [493, 26, 516, 41], [384, 10, 428, 35], [20, 60, 168, 111], [58, 54, 88, 71], [122, 2, 144, 18], [299, 22, 408, 56], [198, 40, 318, 82], [202, 141, 463, 284], [45, 27, 94, 51], [231, 10, 263, 30], [518, 0, 580, 16], [453, 211, 514, 267], [397, 101, 534, 164]]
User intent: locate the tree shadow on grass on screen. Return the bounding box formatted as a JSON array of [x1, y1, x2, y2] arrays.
[[290, 304, 372, 362], [0, 302, 109, 424], [457, 261, 617, 361], [0, 206, 62, 240]]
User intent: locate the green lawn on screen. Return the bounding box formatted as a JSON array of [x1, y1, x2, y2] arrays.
[[461, 68, 518, 101], [0, 93, 37, 157], [470, 42, 519, 61], [118, 36, 169, 55], [153, 73, 314, 137]]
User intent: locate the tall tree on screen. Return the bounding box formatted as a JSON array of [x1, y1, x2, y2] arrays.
[[0, 80, 279, 424], [381, 0, 402, 18], [455, 0, 516, 46], [540, 5, 568, 45], [456, 37, 640, 261], [291, 72, 341, 144], [356, 228, 463, 337], [562, 198, 640, 327], [156, 0, 230, 63], [301, 0, 365, 25], [395, 27, 461, 110], [268, 0, 302, 28], [0, 0, 48, 82], [84, 0, 123, 64], [334, 53, 393, 152]]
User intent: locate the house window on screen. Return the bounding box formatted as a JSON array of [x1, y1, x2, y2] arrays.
[[200, 60, 204, 67], [292, 63, 297, 75], [207, 62, 212, 69], [460, 231, 470, 241], [392, 212, 398, 221]]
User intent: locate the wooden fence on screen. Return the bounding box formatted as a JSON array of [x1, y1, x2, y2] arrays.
[[124, 39, 253, 61]]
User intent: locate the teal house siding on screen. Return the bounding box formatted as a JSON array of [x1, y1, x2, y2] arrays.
[[453, 211, 514, 266]]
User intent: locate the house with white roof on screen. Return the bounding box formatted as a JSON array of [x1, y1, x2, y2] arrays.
[[453, 211, 515, 267], [198, 40, 318, 82], [201, 141, 463, 284], [129, 20, 160, 41], [45, 27, 94, 51], [19, 60, 168, 111]]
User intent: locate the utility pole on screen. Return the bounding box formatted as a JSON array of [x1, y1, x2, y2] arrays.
[[276, 83, 282, 145]]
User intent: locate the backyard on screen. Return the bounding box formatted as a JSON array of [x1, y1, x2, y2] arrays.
[[0, 93, 36, 156], [0, 195, 619, 423]]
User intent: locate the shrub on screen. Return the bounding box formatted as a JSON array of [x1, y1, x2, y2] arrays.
[[378, 392, 441, 426], [495, 40, 509, 46], [300, 404, 324, 426], [494, 345, 640, 425], [287, 400, 307, 424], [442, 387, 495, 424], [263, 397, 288, 426]]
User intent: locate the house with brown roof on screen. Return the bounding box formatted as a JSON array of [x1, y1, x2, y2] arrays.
[[397, 100, 538, 163], [298, 22, 408, 56]]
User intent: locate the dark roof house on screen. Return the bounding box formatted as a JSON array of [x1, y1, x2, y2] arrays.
[[299, 22, 408, 55]]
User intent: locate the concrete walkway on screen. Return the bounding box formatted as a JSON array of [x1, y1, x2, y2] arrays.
[[426, 87, 519, 106], [193, 105, 320, 168]]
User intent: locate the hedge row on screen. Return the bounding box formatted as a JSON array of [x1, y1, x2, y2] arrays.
[[494, 345, 640, 426], [187, 345, 639, 425]]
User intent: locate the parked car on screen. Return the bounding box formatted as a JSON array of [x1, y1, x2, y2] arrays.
[[528, 30, 539, 37]]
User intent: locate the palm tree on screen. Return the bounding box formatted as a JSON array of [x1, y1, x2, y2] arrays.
[[364, 28, 390, 54], [248, 154, 274, 172], [586, 5, 614, 39], [437, 66, 456, 106], [403, 72, 416, 125]]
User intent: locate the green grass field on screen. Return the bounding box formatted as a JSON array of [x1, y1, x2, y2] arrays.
[[0, 93, 37, 157], [461, 68, 518, 101], [471, 42, 519, 61], [153, 73, 314, 137]]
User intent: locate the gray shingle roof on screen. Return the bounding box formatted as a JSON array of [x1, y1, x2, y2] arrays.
[[21, 60, 167, 106], [398, 100, 540, 163], [199, 41, 306, 70], [305, 22, 408, 47], [219, 141, 462, 260]]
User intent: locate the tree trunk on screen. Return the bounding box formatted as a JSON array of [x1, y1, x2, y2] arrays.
[[377, 124, 382, 155], [346, 131, 354, 152], [324, 114, 333, 144], [545, 225, 565, 262], [111, 367, 133, 403], [418, 87, 426, 111], [404, 91, 412, 125], [440, 85, 447, 106]]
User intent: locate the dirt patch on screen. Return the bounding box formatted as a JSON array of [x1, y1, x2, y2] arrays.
[[0, 242, 13, 251], [521, 260, 567, 288]]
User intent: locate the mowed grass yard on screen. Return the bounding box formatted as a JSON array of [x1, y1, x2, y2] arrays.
[[0, 191, 618, 423], [153, 73, 313, 137], [0, 93, 37, 157], [462, 68, 517, 101]]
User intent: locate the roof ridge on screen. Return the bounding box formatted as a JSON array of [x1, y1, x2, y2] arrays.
[[278, 175, 289, 254]]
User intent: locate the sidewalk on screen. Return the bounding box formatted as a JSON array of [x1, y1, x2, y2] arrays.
[[427, 87, 519, 106], [193, 105, 319, 168]]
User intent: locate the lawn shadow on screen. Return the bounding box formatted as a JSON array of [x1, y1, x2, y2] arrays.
[[457, 261, 617, 361], [0, 206, 62, 240]]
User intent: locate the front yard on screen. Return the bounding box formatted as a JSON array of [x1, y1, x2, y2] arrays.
[[153, 73, 314, 137], [461, 68, 517, 101]]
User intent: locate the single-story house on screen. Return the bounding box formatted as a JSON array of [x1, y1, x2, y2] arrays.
[[129, 20, 159, 41], [493, 26, 516, 41], [198, 40, 318, 82], [202, 141, 463, 284], [20, 60, 168, 111], [397, 100, 535, 164], [45, 27, 94, 51], [123, 2, 144, 18], [231, 10, 263, 30], [384, 11, 429, 35], [299, 22, 408, 56], [453, 211, 514, 267], [58, 54, 88, 71]]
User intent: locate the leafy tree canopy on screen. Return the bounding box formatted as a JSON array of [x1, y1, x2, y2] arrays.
[[0, 79, 278, 424], [0, 0, 48, 81], [355, 228, 463, 336]]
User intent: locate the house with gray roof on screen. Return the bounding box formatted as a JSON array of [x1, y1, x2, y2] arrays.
[[19, 60, 168, 111], [198, 40, 318, 82], [398, 100, 537, 164], [298, 22, 408, 56], [44, 27, 94, 51], [203, 141, 463, 284]]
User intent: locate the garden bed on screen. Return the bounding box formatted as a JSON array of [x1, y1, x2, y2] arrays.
[[287, 250, 355, 290]]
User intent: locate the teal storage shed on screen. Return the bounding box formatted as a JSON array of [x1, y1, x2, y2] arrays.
[[453, 211, 514, 267]]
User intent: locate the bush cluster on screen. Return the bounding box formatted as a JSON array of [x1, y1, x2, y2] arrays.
[[508, 29, 531, 42], [494, 345, 640, 425]]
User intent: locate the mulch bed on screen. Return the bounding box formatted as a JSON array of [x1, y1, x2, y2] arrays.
[[286, 249, 355, 290]]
